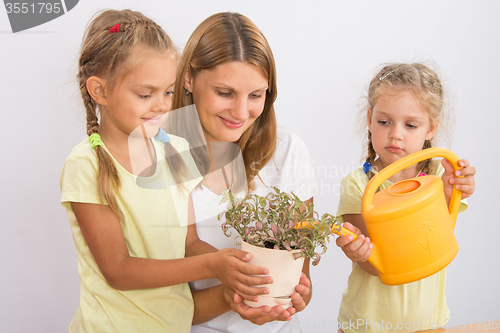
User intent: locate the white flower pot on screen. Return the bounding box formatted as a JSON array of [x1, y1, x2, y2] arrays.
[[241, 241, 305, 308]]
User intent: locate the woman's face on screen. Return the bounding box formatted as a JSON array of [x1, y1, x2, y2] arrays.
[[185, 61, 268, 143]]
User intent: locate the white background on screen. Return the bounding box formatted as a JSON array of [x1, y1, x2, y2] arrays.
[[1, 1, 499, 332]]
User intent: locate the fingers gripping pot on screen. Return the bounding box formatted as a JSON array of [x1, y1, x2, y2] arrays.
[[361, 148, 463, 285]]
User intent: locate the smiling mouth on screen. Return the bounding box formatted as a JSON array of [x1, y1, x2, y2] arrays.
[[143, 117, 161, 124], [218, 116, 244, 129]]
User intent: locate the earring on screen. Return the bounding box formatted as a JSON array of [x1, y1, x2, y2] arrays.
[[185, 89, 191, 96]]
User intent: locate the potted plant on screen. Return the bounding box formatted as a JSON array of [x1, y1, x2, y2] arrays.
[[219, 187, 342, 307]]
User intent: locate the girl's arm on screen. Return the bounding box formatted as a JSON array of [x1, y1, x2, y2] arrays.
[[441, 159, 476, 206], [191, 285, 231, 325], [71, 202, 270, 294], [336, 216, 378, 276]]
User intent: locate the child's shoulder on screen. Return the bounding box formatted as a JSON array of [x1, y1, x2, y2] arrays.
[[64, 137, 97, 164], [338, 167, 369, 196], [343, 167, 368, 184], [60, 137, 98, 189]]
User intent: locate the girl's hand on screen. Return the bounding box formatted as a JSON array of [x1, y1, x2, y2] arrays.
[[336, 222, 372, 263], [211, 248, 272, 301], [441, 159, 476, 203]]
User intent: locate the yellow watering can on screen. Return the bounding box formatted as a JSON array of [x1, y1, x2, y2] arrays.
[[361, 147, 463, 285]]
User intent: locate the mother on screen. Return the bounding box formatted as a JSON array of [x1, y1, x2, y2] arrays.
[[170, 12, 319, 332]]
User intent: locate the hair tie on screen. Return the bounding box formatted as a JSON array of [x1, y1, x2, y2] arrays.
[[89, 133, 103, 148], [363, 161, 371, 174], [417, 172, 427, 177], [154, 128, 170, 143], [109, 23, 121, 34]]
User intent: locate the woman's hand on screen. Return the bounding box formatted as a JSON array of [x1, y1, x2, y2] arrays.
[[211, 248, 272, 301], [223, 287, 294, 325], [441, 159, 476, 204], [222, 273, 310, 325], [290, 272, 311, 312]]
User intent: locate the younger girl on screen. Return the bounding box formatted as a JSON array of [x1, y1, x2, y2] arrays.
[[336, 63, 476, 333], [60, 10, 269, 332]]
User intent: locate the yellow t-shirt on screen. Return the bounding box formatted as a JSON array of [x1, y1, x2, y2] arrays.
[[337, 160, 467, 333], [60, 135, 201, 333]]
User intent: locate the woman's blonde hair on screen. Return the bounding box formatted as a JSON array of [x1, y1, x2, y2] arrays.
[[170, 12, 277, 190], [363, 63, 446, 175], [77, 9, 186, 216]]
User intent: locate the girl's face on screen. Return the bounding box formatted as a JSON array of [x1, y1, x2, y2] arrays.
[[101, 48, 177, 140], [368, 89, 438, 170], [185, 61, 268, 143]]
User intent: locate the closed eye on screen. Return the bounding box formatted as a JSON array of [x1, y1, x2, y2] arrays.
[[406, 123, 418, 129], [377, 120, 389, 125], [215, 89, 232, 97], [139, 94, 151, 99]]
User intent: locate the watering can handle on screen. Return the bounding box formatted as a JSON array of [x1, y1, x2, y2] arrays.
[[362, 147, 462, 218]]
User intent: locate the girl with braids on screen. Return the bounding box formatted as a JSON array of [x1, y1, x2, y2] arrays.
[[60, 9, 269, 333], [167, 12, 317, 332], [335, 63, 476, 333]]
